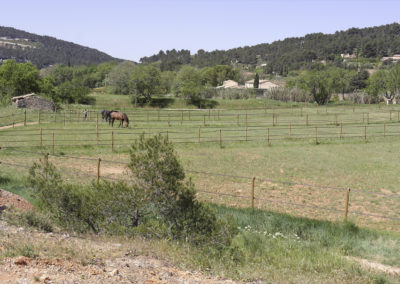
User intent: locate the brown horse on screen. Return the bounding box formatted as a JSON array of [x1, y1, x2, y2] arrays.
[[109, 111, 129, 128]]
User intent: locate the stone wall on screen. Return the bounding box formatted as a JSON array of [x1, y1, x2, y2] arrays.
[[16, 96, 55, 112]]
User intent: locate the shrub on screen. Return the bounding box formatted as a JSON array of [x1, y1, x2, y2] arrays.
[[28, 135, 236, 247]]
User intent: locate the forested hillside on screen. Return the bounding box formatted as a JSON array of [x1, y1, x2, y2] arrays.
[[0, 26, 118, 67], [140, 23, 400, 72]]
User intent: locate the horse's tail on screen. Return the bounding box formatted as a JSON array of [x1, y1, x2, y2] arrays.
[[124, 113, 129, 127]]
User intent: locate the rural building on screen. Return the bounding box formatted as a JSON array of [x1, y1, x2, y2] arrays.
[[216, 80, 243, 89], [381, 54, 400, 62], [11, 93, 55, 111], [245, 79, 278, 90]]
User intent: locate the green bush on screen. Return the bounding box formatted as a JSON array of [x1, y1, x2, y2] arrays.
[[28, 135, 236, 247]]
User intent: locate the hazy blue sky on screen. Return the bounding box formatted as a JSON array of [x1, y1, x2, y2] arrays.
[[2, 0, 399, 61]]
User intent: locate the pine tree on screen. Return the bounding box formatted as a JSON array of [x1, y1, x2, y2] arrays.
[[254, 73, 260, 88]]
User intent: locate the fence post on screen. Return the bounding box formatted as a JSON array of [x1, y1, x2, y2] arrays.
[[111, 131, 114, 152], [168, 113, 171, 127], [362, 113, 365, 124], [97, 158, 101, 184], [315, 126, 318, 144], [251, 177, 256, 209], [364, 125, 367, 143], [38, 109, 40, 125], [24, 110, 26, 126], [344, 188, 351, 222], [245, 111, 248, 127], [166, 130, 169, 141], [272, 113, 275, 126], [219, 129, 222, 148], [40, 128, 43, 148], [245, 127, 248, 141], [267, 128, 270, 146], [63, 111, 66, 126], [367, 113, 369, 125], [52, 132, 55, 155], [12, 113, 14, 128], [383, 123, 386, 138], [198, 127, 201, 143], [306, 114, 309, 126], [340, 123, 343, 139]]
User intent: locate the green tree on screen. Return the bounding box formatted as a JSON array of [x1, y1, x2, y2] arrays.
[[129, 65, 161, 105], [254, 73, 260, 88], [107, 61, 136, 94], [0, 60, 41, 104], [172, 65, 204, 106]]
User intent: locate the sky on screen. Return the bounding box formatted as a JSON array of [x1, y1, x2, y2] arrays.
[[1, 0, 400, 62]]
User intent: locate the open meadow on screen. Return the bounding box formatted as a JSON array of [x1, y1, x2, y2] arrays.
[[1, 96, 400, 283]]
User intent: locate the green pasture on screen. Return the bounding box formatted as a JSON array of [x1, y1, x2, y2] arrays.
[[1, 99, 400, 283]]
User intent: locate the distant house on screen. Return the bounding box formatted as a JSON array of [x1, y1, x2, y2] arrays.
[[381, 54, 400, 62], [216, 80, 243, 89], [12, 93, 55, 111], [245, 79, 278, 90]]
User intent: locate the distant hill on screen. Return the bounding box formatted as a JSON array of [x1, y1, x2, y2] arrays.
[[0, 26, 119, 67], [140, 23, 400, 72]]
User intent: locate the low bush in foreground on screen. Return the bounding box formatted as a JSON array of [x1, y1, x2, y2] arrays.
[[27, 134, 236, 248]]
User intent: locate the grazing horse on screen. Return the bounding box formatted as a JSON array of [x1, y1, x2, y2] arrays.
[[101, 109, 117, 122], [109, 111, 129, 128]]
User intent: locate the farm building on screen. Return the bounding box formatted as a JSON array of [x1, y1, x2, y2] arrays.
[[245, 79, 278, 90], [11, 93, 55, 111], [216, 80, 243, 89]]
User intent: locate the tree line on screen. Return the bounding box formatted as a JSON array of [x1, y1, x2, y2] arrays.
[[140, 23, 400, 73]]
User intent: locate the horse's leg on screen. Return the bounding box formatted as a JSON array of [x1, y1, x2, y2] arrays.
[[111, 118, 114, 127]]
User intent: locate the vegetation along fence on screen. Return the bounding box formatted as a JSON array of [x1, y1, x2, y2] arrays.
[[1, 149, 399, 233]]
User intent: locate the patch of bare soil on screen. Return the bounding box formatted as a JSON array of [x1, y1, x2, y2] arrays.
[[0, 255, 236, 284], [0, 219, 238, 284], [346, 256, 400, 276], [0, 189, 34, 213]]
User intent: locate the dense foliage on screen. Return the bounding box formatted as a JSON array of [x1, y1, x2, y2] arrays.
[[0, 26, 118, 67], [140, 23, 400, 73]]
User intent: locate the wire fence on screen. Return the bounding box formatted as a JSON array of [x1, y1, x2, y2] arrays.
[[1, 148, 399, 232]]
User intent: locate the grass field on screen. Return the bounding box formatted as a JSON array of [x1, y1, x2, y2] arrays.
[[1, 95, 400, 282]]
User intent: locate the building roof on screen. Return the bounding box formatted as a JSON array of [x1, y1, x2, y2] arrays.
[[11, 93, 36, 103]]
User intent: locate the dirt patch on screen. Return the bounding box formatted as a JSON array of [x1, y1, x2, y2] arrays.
[[346, 256, 400, 275], [0, 189, 34, 213]]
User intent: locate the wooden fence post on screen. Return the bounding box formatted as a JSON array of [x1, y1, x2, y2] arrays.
[[364, 125, 367, 143], [97, 158, 101, 184], [245, 127, 248, 141], [63, 111, 66, 126], [111, 131, 114, 152], [251, 177, 256, 209], [38, 109, 40, 125], [52, 132, 55, 155], [315, 126, 318, 144], [344, 188, 351, 222], [24, 110, 26, 126], [40, 128, 43, 148], [340, 123, 343, 139], [383, 123, 386, 138], [198, 127, 201, 143], [168, 113, 171, 127], [166, 130, 169, 141], [245, 111, 248, 127], [219, 129, 222, 148], [267, 128, 270, 146], [12, 113, 14, 128]]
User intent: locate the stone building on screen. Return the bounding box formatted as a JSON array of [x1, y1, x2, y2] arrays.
[[11, 93, 55, 111]]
